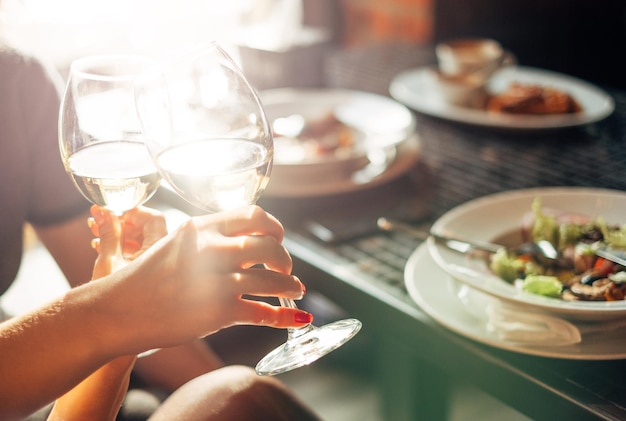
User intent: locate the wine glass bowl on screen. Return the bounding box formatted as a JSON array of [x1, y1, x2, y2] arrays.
[[135, 42, 361, 376], [134, 44, 272, 213], [59, 55, 161, 216]]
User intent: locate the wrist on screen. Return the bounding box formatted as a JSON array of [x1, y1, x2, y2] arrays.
[[62, 277, 132, 360]]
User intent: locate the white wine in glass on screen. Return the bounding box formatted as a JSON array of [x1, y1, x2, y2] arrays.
[[154, 137, 271, 213], [135, 43, 361, 376], [59, 55, 161, 219]]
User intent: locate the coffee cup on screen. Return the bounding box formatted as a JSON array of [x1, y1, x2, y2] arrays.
[[436, 38, 514, 83], [426, 69, 488, 108]]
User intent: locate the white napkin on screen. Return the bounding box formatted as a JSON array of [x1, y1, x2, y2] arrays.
[[486, 300, 581, 346], [447, 263, 626, 346], [486, 300, 626, 347]]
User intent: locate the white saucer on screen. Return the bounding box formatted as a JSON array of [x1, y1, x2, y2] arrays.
[[390, 66, 615, 129], [405, 244, 626, 360], [264, 135, 420, 197], [261, 88, 417, 198]]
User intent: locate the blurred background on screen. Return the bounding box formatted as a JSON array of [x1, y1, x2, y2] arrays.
[[2, 0, 623, 90]]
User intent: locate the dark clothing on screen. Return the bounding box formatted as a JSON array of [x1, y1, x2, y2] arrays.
[[0, 45, 163, 421], [0, 47, 88, 294]]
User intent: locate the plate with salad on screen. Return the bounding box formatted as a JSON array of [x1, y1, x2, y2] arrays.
[[427, 187, 626, 321]]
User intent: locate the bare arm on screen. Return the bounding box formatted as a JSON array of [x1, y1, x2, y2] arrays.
[[35, 209, 225, 399], [46, 355, 136, 421], [47, 207, 139, 421], [37, 209, 224, 391], [0, 205, 310, 420], [0, 284, 125, 420]]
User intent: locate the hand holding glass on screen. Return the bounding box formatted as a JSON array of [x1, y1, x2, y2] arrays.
[[135, 43, 361, 375], [59, 56, 161, 216]]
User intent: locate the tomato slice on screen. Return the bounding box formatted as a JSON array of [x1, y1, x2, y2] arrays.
[[593, 257, 615, 276]]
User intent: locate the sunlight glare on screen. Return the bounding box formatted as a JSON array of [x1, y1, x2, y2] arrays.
[[1, 0, 251, 68]]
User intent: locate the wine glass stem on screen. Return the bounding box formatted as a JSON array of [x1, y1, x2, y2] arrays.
[[278, 297, 314, 340], [110, 213, 127, 271]]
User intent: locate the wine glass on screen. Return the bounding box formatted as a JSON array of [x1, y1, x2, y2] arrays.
[[59, 55, 162, 358], [134, 43, 362, 376], [59, 55, 161, 263]]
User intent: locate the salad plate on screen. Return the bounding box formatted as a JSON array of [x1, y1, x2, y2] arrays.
[[389, 66, 615, 129], [427, 187, 626, 321], [406, 243, 626, 359]]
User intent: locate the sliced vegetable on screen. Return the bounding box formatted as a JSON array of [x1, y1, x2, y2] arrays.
[[558, 222, 583, 249], [531, 198, 558, 246], [522, 275, 563, 298], [489, 198, 626, 301], [490, 249, 524, 283], [598, 217, 626, 248]]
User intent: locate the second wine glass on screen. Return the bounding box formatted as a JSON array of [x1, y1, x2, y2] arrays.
[[59, 55, 162, 263], [135, 43, 361, 376]]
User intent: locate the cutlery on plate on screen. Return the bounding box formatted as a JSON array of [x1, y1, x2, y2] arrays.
[[376, 218, 555, 262], [595, 246, 626, 267], [377, 217, 501, 253], [377, 217, 626, 267]]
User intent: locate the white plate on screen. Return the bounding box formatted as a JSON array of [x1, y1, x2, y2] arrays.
[[390, 66, 615, 129], [264, 135, 420, 198], [406, 243, 626, 359], [427, 187, 626, 321], [260, 88, 416, 196], [261, 88, 416, 163]]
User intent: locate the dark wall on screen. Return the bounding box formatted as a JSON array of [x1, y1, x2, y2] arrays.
[[433, 0, 626, 89]]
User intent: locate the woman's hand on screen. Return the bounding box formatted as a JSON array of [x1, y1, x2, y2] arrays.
[[47, 206, 169, 421], [89, 205, 168, 276], [0, 205, 311, 418], [86, 205, 311, 356]]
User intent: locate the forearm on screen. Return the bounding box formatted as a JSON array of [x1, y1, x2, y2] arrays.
[[43, 209, 137, 420], [48, 355, 136, 421], [0, 284, 123, 419]]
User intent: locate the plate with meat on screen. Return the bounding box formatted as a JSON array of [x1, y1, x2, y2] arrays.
[[427, 187, 626, 321], [390, 66, 614, 129], [259, 89, 416, 197]]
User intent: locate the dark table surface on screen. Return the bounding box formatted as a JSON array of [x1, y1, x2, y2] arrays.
[[256, 52, 626, 420]]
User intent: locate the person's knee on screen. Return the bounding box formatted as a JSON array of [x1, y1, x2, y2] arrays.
[[150, 365, 320, 421], [202, 365, 303, 419], [221, 366, 320, 421]]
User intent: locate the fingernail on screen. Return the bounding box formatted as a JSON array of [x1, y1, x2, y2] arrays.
[[294, 311, 313, 324], [301, 282, 307, 296]]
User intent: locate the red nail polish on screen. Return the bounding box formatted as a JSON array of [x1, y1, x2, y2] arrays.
[[301, 282, 307, 296], [294, 311, 313, 324]]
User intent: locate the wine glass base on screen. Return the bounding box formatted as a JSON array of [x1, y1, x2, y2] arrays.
[[255, 318, 362, 376]]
